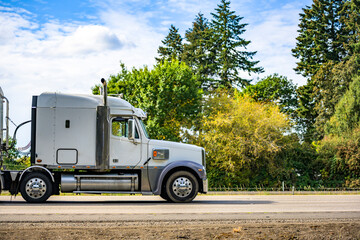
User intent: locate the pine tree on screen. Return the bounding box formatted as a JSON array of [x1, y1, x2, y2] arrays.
[[296, 81, 317, 142], [183, 13, 216, 89], [340, 0, 360, 55], [292, 0, 354, 140], [292, 0, 347, 78], [156, 25, 183, 62], [210, 0, 263, 89]]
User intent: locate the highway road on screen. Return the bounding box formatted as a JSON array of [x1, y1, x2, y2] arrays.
[[1, 194, 360, 222]]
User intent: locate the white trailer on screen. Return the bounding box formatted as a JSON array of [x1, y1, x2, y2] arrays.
[[0, 80, 207, 203]]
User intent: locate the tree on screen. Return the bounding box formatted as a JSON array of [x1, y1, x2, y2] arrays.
[[292, 0, 347, 78], [183, 13, 216, 89], [296, 81, 317, 142], [210, 0, 263, 88], [156, 25, 183, 63], [242, 74, 298, 117], [341, 0, 360, 55], [326, 75, 360, 135], [195, 91, 290, 187], [1, 139, 30, 170], [93, 60, 202, 142], [313, 55, 360, 136], [317, 127, 360, 188], [292, 0, 360, 140]]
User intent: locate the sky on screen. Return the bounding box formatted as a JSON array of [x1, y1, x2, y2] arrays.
[[0, 0, 312, 147]]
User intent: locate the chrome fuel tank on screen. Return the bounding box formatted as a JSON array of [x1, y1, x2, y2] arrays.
[[61, 174, 139, 192]]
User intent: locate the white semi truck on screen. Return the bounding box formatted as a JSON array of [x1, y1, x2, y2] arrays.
[[0, 80, 207, 203]]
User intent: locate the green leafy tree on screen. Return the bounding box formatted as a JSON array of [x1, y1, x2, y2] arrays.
[[1, 139, 30, 170], [313, 55, 360, 137], [326, 75, 360, 135], [183, 13, 216, 89], [210, 0, 263, 88], [156, 25, 183, 63], [242, 74, 298, 117], [93, 60, 202, 142], [195, 91, 290, 187], [274, 137, 320, 188], [317, 129, 360, 187]]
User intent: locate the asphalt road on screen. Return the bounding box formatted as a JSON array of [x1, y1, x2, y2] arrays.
[[0, 194, 359, 222]]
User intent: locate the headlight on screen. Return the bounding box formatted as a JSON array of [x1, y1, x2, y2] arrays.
[[152, 148, 169, 160]]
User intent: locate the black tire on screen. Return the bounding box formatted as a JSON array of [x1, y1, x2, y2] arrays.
[[165, 171, 199, 203], [160, 191, 171, 202], [20, 172, 52, 203]]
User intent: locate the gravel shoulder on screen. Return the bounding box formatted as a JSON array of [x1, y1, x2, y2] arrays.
[[1, 219, 360, 240], [1, 195, 359, 239]]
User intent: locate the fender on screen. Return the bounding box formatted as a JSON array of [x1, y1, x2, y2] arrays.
[[18, 166, 55, 183], [152, 161, 206, 195]]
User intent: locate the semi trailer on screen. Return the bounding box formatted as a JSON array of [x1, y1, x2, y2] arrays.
[[0, 79, 207, 203]]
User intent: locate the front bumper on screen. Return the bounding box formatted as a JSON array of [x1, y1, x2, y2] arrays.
[[202, 178, 208, 193]]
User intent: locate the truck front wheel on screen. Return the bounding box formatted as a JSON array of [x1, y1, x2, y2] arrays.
[[165, 171, 199, 203], [20, 172, 52, 203]]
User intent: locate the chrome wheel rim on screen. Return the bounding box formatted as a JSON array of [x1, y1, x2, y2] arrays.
[[172, 177, 192, 197], [25, 178, 47, 199]]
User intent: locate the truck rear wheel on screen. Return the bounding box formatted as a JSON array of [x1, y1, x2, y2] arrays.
[[20, 172, 52, 203], [165, 171, 198, 203]]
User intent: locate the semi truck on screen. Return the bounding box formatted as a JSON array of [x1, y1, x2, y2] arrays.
[[0, 79, 207, 203]]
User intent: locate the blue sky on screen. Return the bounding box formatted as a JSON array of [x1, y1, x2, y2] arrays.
[[0, 0, 312, 145]]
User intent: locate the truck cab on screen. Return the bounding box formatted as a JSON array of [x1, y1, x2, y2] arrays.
[[0, 82, 207, 203]]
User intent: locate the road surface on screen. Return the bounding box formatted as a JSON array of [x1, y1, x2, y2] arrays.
[[0, 194, 359, 222]]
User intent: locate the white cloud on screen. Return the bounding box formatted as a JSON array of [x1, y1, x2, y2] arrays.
[[244, 2, 306, 86], [0, 0, 309, 146], [54, 25, 123, 56], [0, 5, 162, 145]]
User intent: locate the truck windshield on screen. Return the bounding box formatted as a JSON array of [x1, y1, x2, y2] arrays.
[[139, 120, 149, 139]]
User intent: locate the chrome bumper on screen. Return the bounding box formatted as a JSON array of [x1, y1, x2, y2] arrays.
[[202, 178, 208, 193]]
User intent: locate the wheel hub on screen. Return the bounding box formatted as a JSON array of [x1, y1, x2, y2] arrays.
[[25, 178, 47, 199], [172, 177, 192, 197]]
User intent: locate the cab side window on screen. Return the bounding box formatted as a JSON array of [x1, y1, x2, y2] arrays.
[[112, 117, 139, 139]]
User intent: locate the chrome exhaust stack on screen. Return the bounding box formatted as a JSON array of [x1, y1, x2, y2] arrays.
[[101, 78, 107, 106], [95, 79, 110, 171]]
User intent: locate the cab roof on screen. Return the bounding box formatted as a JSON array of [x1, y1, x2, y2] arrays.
[[37, 92, 146, 119]]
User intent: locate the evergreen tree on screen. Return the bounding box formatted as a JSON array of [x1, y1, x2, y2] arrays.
[[156, 25, 183, 62], [340, 0, 360, 55], [183, 13, 216, 89], [296, 81, 317, 142], [292, 0, 360, 140], [292, 0, 347, 78], [210, 0, 263, 88]]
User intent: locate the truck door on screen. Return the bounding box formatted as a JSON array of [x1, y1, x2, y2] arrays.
[[109, 117, 142, 168]]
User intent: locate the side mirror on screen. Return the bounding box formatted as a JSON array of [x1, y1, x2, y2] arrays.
[[128, 119, 135, 140]]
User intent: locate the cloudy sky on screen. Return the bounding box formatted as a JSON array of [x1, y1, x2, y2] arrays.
[[0, 0, 312, 146]]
